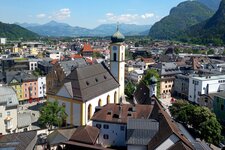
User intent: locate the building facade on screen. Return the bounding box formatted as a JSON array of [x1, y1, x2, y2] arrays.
[[47, 64, 119, 126], [0, 86, 18, 135], [188, 75, 225, 103]]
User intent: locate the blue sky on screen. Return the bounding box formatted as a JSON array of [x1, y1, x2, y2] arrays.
[[0, 0, 186, 28]]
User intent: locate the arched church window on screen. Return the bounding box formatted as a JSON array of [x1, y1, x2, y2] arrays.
[[114, 91, 117, 103], [107, 95, 110, 104], [88, 104, 92, 120], [98, 99, 102, 106], [114, 53, 117, 61]]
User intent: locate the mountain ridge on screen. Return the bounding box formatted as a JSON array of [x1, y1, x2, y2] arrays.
[[0, 21, 39, 40], [148, 1, 214, 40], [17, 21, 151, 37]]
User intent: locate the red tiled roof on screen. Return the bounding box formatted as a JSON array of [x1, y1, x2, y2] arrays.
[[82, 43, 93, 52], [70, 126, 99, 145], [91, 104, 153, 124], [70, 54, 83, 59], [141, 57, 155, 63]]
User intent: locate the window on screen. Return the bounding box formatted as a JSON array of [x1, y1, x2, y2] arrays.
[[113, 53, 117, 61], [107, 95, 110, 104], [0, 113, 2, 118], [169, 85, 171, 88], [165, 85, 167, 88], [114, 91, 117, 103], [103, 134, 109, 139], [221, 104, 224, 111], [7, 111, 10, 116], [120, 126, 125, 131], [88, 104, 92, 120], [103, 124, 109, 129], [25, 94, 27, 97], [198, 91, 201, 96], [96, 124, 101, 129], [98, 99, 102, 106]]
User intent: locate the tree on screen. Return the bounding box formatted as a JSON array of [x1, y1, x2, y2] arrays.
[[199, 117, 223, 145], [169, 100, 223, 145], [39, 101, 67, 130], [93, 52, 103, 58], [207, 49, 214, 55], [125, 81, 135, 99], [142, 69, 160, 97]]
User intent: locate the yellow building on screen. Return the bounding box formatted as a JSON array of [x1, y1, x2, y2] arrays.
[[12, 47, 22, 53], [29, 47, 38, 55], [9, 80, 23, 101]]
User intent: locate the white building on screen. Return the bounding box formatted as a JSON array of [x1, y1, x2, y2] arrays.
[[29, 59, 42, 71], [129, 69, 144, 84], [0, 86, 18, 135], [189, 75, 225, 103], [91, 104, 153, 147], [46, 50, 63, 60], [0, 38, 6, 45], [38, 76, 46, 98], [47, 64, 120, 126]]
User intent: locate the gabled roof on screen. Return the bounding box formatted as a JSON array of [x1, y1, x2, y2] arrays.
[[127, 119, 159, 145], [58, 59, 87, 76], [49, 63, 119, 102], [82, 43, 93, 52], [70, 126, 99, 145], [0, 131, 37, 150], [91, 104, 153, 124], [147, 99, 194, 150], [0, 86, 18, 107], [47, 128, 76, 145], [134, 81, 151, 105]]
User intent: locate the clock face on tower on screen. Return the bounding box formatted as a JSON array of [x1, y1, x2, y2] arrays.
[[113, 46, 117, 51]]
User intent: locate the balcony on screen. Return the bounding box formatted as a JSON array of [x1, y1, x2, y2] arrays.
[[5, 116, 13, 130]]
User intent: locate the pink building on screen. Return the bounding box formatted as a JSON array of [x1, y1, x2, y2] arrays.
[[22, 79, 38, 102]]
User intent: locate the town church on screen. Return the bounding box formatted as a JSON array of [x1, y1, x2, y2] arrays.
[[47, 27, 126, 126]]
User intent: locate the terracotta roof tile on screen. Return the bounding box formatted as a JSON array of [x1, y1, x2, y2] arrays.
[[70, 126, 99, 145], [91, 104, 153, 124], [82, 43, 93, 52], [70, 54, 83, 59]]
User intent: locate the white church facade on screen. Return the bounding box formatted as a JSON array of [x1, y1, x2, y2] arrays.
[[47, 27, 126, 126]]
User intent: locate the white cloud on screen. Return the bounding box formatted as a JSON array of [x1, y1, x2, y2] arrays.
[[100, 12, 156, 24], [141, 13, 154, 19], [36, 13, 46, 19], [55, 8, 71, 20], [36, 8, 71, 21]]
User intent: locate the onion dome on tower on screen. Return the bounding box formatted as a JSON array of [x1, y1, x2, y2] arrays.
[[111, 24, 125, 43]]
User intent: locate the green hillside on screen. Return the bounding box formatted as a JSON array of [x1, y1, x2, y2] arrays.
[[185, 0, 225, 45], [149, 1, 214, 40], [0, 22, 39, 40]]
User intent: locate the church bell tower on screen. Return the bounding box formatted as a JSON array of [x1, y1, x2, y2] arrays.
[[110, 25, 125, 102]]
